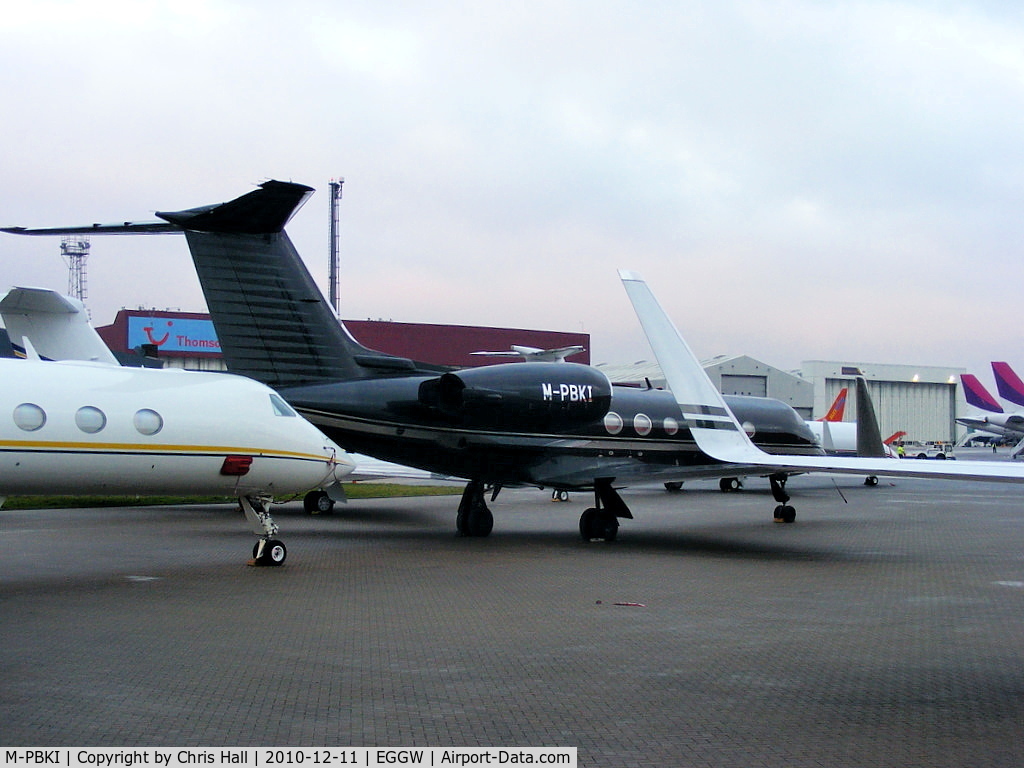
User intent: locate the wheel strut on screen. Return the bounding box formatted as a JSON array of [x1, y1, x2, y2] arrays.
[[769, 473, 796, 524], [578, 479, 630, 541], [456, 480, 494, 537]]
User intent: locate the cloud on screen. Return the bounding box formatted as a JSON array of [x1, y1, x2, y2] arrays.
[[2, 1, 1024, 378]]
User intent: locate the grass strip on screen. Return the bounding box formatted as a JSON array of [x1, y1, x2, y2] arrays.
[[0, 482, 463, 510]]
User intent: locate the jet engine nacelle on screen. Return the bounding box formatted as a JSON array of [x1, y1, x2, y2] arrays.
[[419, 362, 612, 431]]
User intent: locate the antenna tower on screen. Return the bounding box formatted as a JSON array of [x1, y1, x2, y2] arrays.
[[328, 177, 344, 315], [61, 235, 90, 307]]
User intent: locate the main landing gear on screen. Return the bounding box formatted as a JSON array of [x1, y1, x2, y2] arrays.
[[770, 472, 796, 524], [240, 495, 287, 566], [579, 479, 632, 542], [719, 477, 743, 492], [303, 489, 336, 514], [456, 478, 634, 542], [456, 479, 495, 537]]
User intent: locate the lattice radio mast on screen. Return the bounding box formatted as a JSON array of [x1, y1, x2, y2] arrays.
[[61, 235, 90, 310], [328, 178, 344, 315]]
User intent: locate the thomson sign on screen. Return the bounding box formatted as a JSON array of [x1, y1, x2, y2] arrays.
[[127, 317, 221, 355]]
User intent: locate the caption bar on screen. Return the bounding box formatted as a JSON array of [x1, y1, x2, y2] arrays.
[[2, 750, 576, 768]]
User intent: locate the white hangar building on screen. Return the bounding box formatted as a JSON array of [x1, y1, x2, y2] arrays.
[[596, 356, 967, 444], [594, 355, 814, 418], [802, 360, 964, 444]]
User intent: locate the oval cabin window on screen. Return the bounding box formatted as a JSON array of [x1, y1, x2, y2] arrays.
[[13, 403, 46, 432], [603, 412, 624, 435], [134, 409, 164, 436], [75, 406, 107, 434]]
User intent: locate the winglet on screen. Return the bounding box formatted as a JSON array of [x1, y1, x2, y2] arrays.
[[618, 269, 768, 464], [619, 269, 1024, 484], [854, 377, 887, 457], [991, 362, 1024, 407]]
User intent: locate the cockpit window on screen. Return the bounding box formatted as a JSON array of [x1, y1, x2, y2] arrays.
[[270, 393, 297, 417]]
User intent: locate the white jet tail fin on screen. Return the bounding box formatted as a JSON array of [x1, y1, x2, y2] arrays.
[[0, 287, 119, 365]]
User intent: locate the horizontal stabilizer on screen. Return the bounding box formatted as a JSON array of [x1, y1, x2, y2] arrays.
[[1, 180, 313, 237], [156, 180, 314, 234], [992, 362, 1024, 407], [619, 269, 1024, 484], [471, 345, 585, 362], [1, 221, 178, 236]]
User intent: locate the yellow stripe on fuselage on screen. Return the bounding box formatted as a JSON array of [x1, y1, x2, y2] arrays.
[[0, 438, 333, 462]]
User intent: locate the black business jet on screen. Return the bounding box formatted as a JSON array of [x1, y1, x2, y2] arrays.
[[2, 181, 859, 543]]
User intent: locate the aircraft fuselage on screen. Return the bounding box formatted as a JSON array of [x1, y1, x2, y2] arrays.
[[283, 363, 820, 490], [0, 358, 350, 498]]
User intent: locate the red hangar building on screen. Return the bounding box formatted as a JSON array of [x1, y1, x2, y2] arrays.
[[96, 309, 591, 371]]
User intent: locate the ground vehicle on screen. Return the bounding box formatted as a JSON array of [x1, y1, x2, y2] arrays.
[[898, 441, 955, 459]]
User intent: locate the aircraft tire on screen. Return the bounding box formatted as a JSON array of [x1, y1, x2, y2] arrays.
[[720, 477, 742, 493], [458, 503, 493, 537], [252, 539, 287, 566], [304, 490, 335, 515], [864, 476, 879, 486], [579, 507, 619, 542], [664, 482, 683, 492], [773, 505, 796, 524], [467, 507, 493, 537]]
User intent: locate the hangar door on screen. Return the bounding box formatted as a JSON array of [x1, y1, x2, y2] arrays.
[[721, 374, 767, 398], [838, 379, 956, 443]]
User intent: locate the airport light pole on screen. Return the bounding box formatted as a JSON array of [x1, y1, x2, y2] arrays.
[[328, 178, 344, 316]]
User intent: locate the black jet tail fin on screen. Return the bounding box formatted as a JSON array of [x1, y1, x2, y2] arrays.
[[155, 181, 422, 388], [4, 180, 431, 387]]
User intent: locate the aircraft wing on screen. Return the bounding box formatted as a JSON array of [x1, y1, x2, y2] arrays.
[[344, 454, 455, 483], [956, 417, 1015, 437], [618, 269, 1024, 484]]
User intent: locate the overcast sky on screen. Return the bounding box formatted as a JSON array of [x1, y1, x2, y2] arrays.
[[3, 1, 1024, 381]]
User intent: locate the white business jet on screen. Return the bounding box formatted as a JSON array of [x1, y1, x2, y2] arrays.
[[0, 288, 353, 566]]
